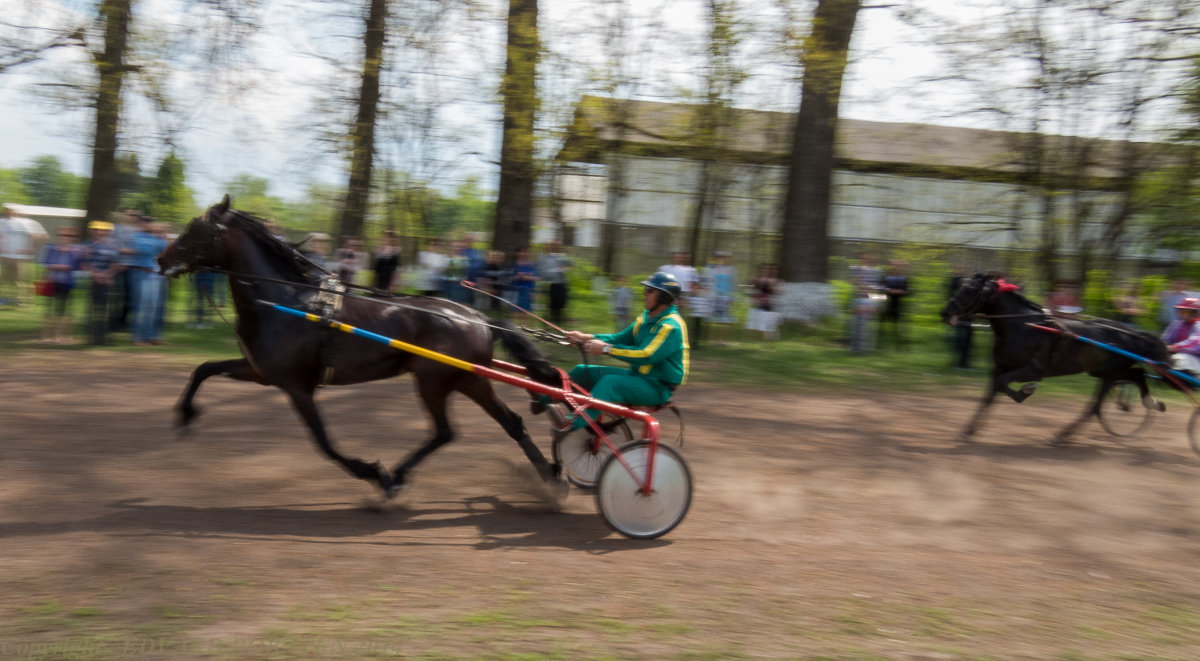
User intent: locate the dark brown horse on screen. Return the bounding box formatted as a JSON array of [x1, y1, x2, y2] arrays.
[[941, 273, 1168, 444], [157, 196, 561, 494]]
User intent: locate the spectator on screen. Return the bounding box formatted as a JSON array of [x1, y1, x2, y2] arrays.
[[1113, 281, 1144, 328], [462, 236, 485, 286], [129, 218, 169, 346], [263, 219, 287, 242], [372, 231, 401, 293], [335, 237, 363, 284], [848, 251, 882, 353], [1159, 279, 1193, 332], [707, 251, 737, 345], [878, 259, 911, 350], [82, 220, 119, 345], [442, 238, 472, 304], [415, 238, 447, 297], [745, 263, 781, 341], [109, 208, 141, 331], [689, 277, 714, 348], [947, 264, 974, 369], [0, 205, 49, 308], [300, 232, 333, 271], [476, 249, 509, 313], [35, 225, 83, 343], [1046, 281, 1083, 315], [536, 239, 572, 324], [509, 247, 537, 311], [607, 274, 632, 330], [189, 270, 216, 329], [659, 251, 699, 310]]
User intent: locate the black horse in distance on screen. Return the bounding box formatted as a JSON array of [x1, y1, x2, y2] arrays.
[[941, 273, 1167, 444], [157, 196, 562, 494]]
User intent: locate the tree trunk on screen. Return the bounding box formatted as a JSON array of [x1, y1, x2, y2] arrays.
[[85, 0, 133, 228], [492, 0, 539, 256], [337, 0, 387, 240], [779, 0, 861, 283]]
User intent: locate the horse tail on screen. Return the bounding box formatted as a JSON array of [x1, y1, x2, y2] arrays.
[[491, 319, 561, 386]]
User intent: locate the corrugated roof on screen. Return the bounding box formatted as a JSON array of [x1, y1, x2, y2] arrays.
[[3, 203, 87, 218], [570, 95, 1152, 179]]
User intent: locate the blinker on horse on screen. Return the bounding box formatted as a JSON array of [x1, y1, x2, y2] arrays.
[[157, 195, 563, 494], [940, 273, 1168, 445]]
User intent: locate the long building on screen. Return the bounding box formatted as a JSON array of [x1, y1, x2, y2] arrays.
[[552, 95, 1168, 278]]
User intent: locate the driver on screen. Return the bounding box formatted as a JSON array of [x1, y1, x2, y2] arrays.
[[557, 271, 690, 432], [1162, 297, 1200, 374]]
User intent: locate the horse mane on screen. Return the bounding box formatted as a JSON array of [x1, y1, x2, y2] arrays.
[[1005, 288, 1047, 315], [220, 209, 330, 281]]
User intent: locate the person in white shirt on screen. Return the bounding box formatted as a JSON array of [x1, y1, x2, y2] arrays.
[[659, 251, 699, 313], [0, 206, 49, 307], [415, 238, 448, 297], [659, 251, 699, 293]]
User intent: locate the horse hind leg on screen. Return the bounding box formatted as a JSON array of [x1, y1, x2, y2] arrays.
[[1049, 380, 1111, 445], [1132, 372, 1166, 412], [459, 375, 560, 483]]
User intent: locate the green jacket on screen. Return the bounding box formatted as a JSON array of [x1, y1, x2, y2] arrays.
[[596, 305, 690, 386]]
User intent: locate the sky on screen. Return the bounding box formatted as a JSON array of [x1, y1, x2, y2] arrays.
[[0, 0, 949, 206]]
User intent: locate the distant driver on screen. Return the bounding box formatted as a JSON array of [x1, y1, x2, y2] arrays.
[[1162, 297, 1200, 374]]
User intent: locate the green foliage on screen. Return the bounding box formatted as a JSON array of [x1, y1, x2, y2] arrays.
[[426, 178, 495, 239], [18, 156, 87, 208], [222, 175, 290, 222], [144, 152, 196, 224], [279, 182, 342, 234], [0, 168, 31, 204], [1135, 166, 1200, 251]]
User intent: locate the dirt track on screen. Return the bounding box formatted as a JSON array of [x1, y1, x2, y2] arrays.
[[3, 351, 1200, 660]]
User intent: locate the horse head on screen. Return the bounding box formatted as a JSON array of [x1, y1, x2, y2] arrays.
[[940, 272, 1010, 326], [157, 195, 233, 277]]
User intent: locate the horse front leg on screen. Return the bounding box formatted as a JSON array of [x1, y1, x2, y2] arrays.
[[177, 358, 264, 430], [957, 377, 999, 443], [283, 386, 392, 491], [994, 365, 1044, 403]]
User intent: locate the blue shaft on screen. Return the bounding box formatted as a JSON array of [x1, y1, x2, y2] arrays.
[[1058, 329, 1200, 388], [267, 302, 395, 347]]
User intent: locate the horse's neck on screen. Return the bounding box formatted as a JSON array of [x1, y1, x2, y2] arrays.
[[985, 293, 1043, 333], [226, 235, 313, 310]]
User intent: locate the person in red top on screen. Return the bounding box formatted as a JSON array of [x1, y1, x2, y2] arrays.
[[1162, 297, 1200, 374]]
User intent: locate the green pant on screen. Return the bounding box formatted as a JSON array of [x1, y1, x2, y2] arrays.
[[566, 365, 672, 430]]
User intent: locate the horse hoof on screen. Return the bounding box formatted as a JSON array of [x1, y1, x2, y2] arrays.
[[1048, 435, 1070, 446], [385, 483, 406, 500]]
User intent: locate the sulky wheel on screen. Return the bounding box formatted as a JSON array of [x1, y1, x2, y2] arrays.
[[1097, 380, 1155, 438], [595, 441, 692, 540], [552, 416, 633, 489]]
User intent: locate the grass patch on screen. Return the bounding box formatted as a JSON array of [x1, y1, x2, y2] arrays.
[[5, 275, 1189, 410]]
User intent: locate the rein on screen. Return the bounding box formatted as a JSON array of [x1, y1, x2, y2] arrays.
[[193, 266, 558, 341]]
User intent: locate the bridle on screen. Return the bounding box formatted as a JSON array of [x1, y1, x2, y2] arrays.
[[160, 217, 229, 278]]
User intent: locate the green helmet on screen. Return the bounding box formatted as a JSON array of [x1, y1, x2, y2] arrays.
[[641, 271, 682, 303]]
